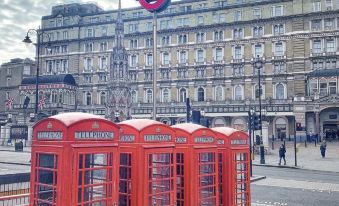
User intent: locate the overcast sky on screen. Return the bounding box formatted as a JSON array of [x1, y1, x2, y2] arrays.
[[0, 0, 140, 65]]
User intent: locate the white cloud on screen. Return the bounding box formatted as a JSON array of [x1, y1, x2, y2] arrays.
[[0, 0, 140, 65]]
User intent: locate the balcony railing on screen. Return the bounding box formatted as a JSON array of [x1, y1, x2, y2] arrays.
[[13, 103, 75, 110]]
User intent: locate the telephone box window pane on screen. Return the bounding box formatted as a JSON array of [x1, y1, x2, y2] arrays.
[[119, 153, 132, 206], [39, 154, 56, 169], [37, 185, 56, 203], [38, 170, 55, 185]]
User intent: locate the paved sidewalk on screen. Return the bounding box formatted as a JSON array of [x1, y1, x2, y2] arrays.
[[253, 140, 339, 172]]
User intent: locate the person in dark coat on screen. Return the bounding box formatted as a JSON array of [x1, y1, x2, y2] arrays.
[[320, 140, 327, 158], [278, 144, 286, 165]]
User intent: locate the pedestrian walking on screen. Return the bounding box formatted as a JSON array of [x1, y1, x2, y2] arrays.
[[320, 140, 327, 158], [278, 144, 286, 165]]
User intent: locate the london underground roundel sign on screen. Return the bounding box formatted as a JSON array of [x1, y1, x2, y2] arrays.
[[139, 0, 171, 13]]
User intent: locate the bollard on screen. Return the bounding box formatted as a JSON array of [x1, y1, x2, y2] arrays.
[[272, 141, 274, 150], [305, 140, 307, 148]]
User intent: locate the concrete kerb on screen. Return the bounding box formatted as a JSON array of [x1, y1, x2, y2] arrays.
[[253, 163, 299, 170], [0, 161, 31, 166], [250, 175, 266, 183]]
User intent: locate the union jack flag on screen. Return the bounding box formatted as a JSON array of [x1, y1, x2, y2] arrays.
[[5, 98, 14, 109], [38, 96, 46, 110]]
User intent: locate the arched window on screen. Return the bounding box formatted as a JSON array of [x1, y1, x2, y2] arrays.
[[215, 86, 223, 101], [131, 90, 137, 103], [276, 83, 285, 99], [146, 89, 153, 103], [179, 88, 187, 102], [234, 85, 243, 100], [162, 88, 170, 103], [197, 87, 205, 102], [100, 92, 106, 105], [86, 92, 92, 105]]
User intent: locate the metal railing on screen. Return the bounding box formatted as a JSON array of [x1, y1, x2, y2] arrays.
[[0, 173, 30, 206], [0, 193, 29, 206]]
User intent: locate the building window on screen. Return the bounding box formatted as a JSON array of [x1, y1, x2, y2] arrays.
[[61, 45, 68, 53], [146, 53, 153, 66], [129, 39, 138, 49], [47, 61, 53, 74], [214, 66, 224, 77], [160, 69, 170, 79], [272, 5, 283, 17], [233, 65, 244, 77], [54, 46, 60, 54], [84, 75, 92, 83], [99, 74, 107, 82], [311, 19, 322, 31], [129, 71, 137, 82], [146, 22, 152, 31], [162, 88, 170, 103], [254, 44, 263, 57], [84, 43, 93, 52], [312, 61, 323, 70], [214, 31, 224, 41], [86, 28, 94, 37], [130, 55, 138, 67], [312, 39, 322, 53], [197, 87, 205, 101], [177, 18, 189, 27], [234, 10, 242, 21], [196, 32, 205, 43], [273, 24, 285, 35], [233, 28, 243, 39], [274, 42, 284, 56], [196, 67, 205, 78], [325, 60, 336, 69], [62, 31, 68, 40], [234, 85, 243, 100], [179, 88, 187, 102], [253, 8, 262, 19], [197, 16, 204, 25], [145, 89, 153, 103], [309, 79, 318, 96], [179, 51, 187, 64], [325, 38, 335, 52], [161, 36, 171, 46], [178, 34, 188, 44], [275, 83, 285, 99], [329, 80, 337, 95], [145, 38, 153, 47], [131, 91, 137, 103], [128, 23, 139, 32], [144, 70, 153, 81], [86, 92, 92, 105], [99, 57, 107, 70], [178, 69, 188, 79], [312, 1, 321, 12], [23, 65, 31, 75], [274, 63, 286, 74], [160, 20, 171, 30], [253, 26, 263, 37], [324, 18, 334, 30], [100, 42, 108, 51], [319, 81, 328, 96], [100, 92, 106, 105], [215, 48, 223, 61], [84, 58, 93, 71], [215, 86, 223, 101], [162, 52, 170, 65], [61, 60, 68, 73], [234, 46, 243, 59], [196, 49, 205, 63]]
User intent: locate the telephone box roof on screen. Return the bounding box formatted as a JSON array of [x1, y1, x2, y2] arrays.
[[211, 127, 239, 136], [171, 123, 206, 134], [119, 119, 164, 131], [49, 112, 106, 127]]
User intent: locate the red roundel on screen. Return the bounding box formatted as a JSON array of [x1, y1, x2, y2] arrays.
[[139, 0, 171, 13]]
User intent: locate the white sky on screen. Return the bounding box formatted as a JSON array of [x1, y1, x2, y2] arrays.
[[0, 0, 141, 65]]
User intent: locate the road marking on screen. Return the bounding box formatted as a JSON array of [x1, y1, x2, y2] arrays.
[[252, 200, 288, 206], [253, 177, 339, 193]]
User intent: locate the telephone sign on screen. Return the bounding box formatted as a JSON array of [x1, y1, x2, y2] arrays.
[[138, 0, 171, 13]]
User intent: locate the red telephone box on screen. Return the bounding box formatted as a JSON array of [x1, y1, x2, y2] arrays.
[[212, 127, 250, 206], [31, 112, 120, 206], [171, 123, 219, 206], [118, 119, 176, 206]]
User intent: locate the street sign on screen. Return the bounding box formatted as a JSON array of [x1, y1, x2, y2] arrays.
[[138, 0, 171, 13], [10, 125, 28, 140]]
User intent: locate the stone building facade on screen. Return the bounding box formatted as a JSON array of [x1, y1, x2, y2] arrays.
[[5, 0, 339, 140]]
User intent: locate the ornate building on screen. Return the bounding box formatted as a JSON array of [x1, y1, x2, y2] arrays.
[[106, 0, 132, 122], [1, 0, 339, 142]]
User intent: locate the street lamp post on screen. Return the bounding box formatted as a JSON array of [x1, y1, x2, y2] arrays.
[[254, 55, 265, 164], [248, 107, 255, 176], [23, 29, 51, 120]]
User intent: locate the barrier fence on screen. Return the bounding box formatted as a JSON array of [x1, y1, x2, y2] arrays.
[[0, 173, 30, 206]]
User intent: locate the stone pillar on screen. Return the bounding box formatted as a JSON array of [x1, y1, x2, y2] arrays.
[[262, 121, 269, 149], [27, 123, 34, 146], [315, 111, 320, 139], [0, 126, 5, 145]]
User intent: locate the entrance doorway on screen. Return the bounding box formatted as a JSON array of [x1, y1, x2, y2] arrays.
[[275, 117, 287, 141]]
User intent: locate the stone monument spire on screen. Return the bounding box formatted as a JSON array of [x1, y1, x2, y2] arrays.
[[106, 0, 131, 122]]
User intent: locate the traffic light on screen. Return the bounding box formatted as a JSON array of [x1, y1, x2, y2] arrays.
[[253, 113, 262, 131]]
